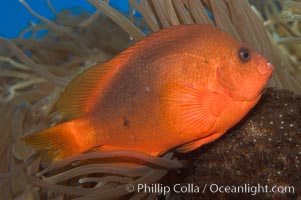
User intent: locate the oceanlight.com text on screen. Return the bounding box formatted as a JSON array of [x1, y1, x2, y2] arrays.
[[125, 183, 295, 196], [209, 183, 294, 196]]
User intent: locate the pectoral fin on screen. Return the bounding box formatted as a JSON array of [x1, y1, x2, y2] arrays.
[[160, 82, 226, 135]]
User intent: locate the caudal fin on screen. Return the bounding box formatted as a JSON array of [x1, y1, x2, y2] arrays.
[[22, 118, 97, 163]]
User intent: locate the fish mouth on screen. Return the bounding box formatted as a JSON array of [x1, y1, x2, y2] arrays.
[[258, 62, 274, 77], [267, 62, 274, 77], [259, 63, 274, 93]]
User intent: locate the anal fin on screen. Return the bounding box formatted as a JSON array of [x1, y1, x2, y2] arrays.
[[177, 132, 225, 153]]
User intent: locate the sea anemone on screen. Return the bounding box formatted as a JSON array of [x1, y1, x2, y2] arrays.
[[0, 0, 300, 199]]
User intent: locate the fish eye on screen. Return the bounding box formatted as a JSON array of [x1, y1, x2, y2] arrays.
[[238, 47, 251, 62]]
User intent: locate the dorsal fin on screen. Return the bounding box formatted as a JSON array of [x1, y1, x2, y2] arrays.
[[56, 61, 115, 120]]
